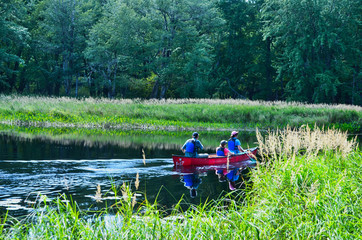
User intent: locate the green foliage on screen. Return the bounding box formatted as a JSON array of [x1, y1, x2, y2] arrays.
[[216, 0, 275, 100], [262, 0, 361, 104], [0, 0, 360, 105], [0, 0, 29, 92]]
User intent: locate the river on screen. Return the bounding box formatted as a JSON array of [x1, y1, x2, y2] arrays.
[[0, 129, 258, 217]]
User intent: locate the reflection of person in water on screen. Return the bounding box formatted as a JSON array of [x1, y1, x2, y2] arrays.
[[215, 169, 226, 182], [225, 168, 240, 190], [215, 168, 240, 190], [181, 173, 202, 198]]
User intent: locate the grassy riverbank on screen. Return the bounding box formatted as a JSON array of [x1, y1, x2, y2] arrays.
[[0, 95, 361, 133], [1, 127, 360, 239]]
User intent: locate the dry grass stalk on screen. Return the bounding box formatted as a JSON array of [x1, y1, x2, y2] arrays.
[[121, 182, 128, 201], [256, 128, 265, 162], [95, 184, 102, 203], [132, 193, 137, 208], [2, 95, 361, 111], [142, 149, 146, 166], [256, 125, 357, 160], [135, 173, 140, 190]]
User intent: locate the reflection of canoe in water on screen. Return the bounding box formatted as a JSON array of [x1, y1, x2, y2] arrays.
[[172, 147, 258, 166], [173, 159, 257, 174]]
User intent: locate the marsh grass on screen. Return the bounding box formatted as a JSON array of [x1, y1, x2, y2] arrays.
[[256, 125, 358, 161], [1, 95, 361, 133], [95, 185, 102, 203], [1, 127, 361, 239], [135, 173, 140, 190]]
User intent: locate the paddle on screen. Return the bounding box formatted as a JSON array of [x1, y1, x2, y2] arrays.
[[245, 148, 257, 161], [227, 154, 229, 171]]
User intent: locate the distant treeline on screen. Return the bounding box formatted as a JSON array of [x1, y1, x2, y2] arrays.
[[1, 0, 361, 104]]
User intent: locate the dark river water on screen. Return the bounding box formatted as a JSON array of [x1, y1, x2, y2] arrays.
[[0, 130, 258, 217]]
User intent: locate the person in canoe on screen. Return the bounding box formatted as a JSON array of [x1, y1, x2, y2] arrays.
[[228, 131, 245, 154], [181, 132, 204, 157], [216, 140, 235, 156]]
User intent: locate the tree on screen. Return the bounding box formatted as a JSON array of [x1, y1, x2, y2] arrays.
[[28, 0, 100, 96], [0, 0, 29, 93], [149, 0, 224, 98], [261, 0, 361, 104], [86, 0, 154, 98], [86, 0, 223, 99], [215, 0, 276, 100], [0, 0, 359, 104]]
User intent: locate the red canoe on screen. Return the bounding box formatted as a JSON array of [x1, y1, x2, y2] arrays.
[[172, 147, 258, 166]]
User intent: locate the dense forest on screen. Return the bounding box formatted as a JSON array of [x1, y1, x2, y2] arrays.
[[0, 0, 361, 104]]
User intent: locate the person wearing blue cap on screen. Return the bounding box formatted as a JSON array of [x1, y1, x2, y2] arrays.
[[181, 132, 204, 157], [216, 140, 234, 156]]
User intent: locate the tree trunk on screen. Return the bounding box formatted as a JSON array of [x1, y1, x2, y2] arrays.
[[160, 84, 167, 99], [352, 65, 359, 105], [75, 74, 78, 97], [63, 58, 70, 95], [265, 37, 273, 100], [150, 79, 159, 99], [88, 66, 95, 97], [112, 62, 117, 98], [108, 79, 112, 99], [10, 48, 22, 91], [54, 73, 61, 96]]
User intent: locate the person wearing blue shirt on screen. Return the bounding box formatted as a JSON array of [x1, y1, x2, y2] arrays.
[[228, 131, 245, 154], [181, 132, 204, 157]]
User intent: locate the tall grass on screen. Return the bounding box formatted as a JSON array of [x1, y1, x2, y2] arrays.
[[256, 125, 358, 161], [1, 95, 361, 133], [1, 127, 361, 239], [251, 126, 361, 238]]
